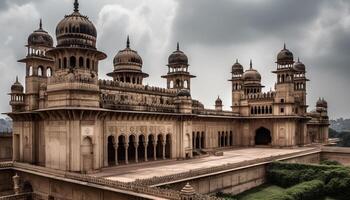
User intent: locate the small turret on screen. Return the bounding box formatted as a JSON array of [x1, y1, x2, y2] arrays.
[[9, 77, 25, 112], [180, 182, 196, 200], [215, 96, 223, 111]]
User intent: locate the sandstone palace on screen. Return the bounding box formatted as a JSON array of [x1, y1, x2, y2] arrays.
[[7, 0, 329, 174]]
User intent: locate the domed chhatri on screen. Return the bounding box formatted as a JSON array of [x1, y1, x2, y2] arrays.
[[242, 60, 261, 81], [168, 42, 188, 66], [277, 43, 294, 64], [293, 58, 306, 72], [113, 36, 143, 68], [28, 19, 53, 48], [232, 59, 244, 75], [316, 97, 328, 108], [11, 76, 24, 93], [55, 0, 97, 49]]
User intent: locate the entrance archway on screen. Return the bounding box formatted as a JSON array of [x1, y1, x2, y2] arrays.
[[117, 135, 126, 164], [255, 127, 272, 145], [107, 136, 115, 166], [165, 134, 171, 158], [82, 137, 93, 172]]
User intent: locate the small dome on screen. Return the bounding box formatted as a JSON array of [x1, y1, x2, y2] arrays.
[[11, 77, 24, 92], [177, 89, 191, 97], [28, 19, 53, 47], [232, 59, 243, 75], [316, 98, 327, 108], [55, 0, 97, 49], [242, 60, 261, 81], [180, 182, 195, 195], [215, 96, 222, 105], [168, 43, 188, 66], [293, 58, 306, 72], [113, 36, 143, 67], [277, 44, 294, 64]]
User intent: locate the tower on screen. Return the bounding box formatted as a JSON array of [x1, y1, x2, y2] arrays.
[[272, 44, 295, 115], [229, 59, 244, 113], [17, 19, 54, 110], [162, 43, 195, 91], [9, 77, 25, 112], [215, 96, 223, 111], [107, 36, 149, 84], [45, 0, 107, 108], [293, 58, 309, 115]]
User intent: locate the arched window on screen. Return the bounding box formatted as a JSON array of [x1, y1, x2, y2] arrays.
[[86, 58, 90, 69], [63, 57, 67, 68], [29, 66, 33, 76], [38, 66, 43, 76], [58, 59, 62, 69], [176, 79, 180, 87], [70, 56, 76, 68], [184, 80, 188, 88], [79, 57, 84, 68], [170, 80, 174, 88], [47, 67, 52, 77]]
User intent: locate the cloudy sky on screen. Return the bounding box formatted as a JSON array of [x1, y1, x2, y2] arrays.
[[0, 0, 349, 119]]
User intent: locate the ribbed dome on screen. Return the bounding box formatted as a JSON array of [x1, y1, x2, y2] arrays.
[[316, 98, 327, 108], [232, 59, 244, 75], [293, 58, 306, 72], [277, 44, 294, 64], [242, 60, 261, 81], [55, 0, 97, 49], [113, 36, 143, 67], [11, 77, 24, 92], [168, 43, 188, 66], [28, 20, 53, 47]]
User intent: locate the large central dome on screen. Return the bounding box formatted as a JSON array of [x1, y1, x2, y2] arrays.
[[55, 0, 97, 49]]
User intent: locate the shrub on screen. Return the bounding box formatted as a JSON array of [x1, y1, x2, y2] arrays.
[[285, 180, 324, 200], [268, 169, 300, 187], [325, 177, 350, 198], [320, 160, 341, 166]]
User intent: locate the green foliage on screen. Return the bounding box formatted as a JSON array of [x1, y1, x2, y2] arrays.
[[325, 177, 350, 199], [285, 180, 324, 200], [320, 160, 341, 166], [268, 169, 300, 187]]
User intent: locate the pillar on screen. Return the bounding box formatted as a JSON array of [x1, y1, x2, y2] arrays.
[[144, 141, 148, 162], [114, 143, 118, 165], [162, 141, 166, 160], [134, 142, 138, 163], [153, 141, 157, 161], [124, 143, 129, 164], [199, 134, 202, 149]]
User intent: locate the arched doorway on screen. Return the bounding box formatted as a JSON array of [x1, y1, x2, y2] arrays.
[[156, 134, 163, 159], [138, 135, 146, 162], [147, 135, 155, 160], [255, 127, 272, 145], [128, 135, 136, 163], [117, 135, 126, 164], [22, 181, 33, 193], [195, 132, 200, 149], [107, 136, 115, 166], [81, 137, 93, 172]]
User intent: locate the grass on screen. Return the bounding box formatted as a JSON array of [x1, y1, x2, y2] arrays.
[[234, 184, 284, 200]]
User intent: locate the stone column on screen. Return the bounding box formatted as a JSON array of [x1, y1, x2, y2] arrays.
[[134, 142, 138, 163], [153, 141, 157, 161], [162, 141, 166, 160], [12, 174, 20, 195], [144, 141, 148, 162], [124, 143, 129, 164], [199, 134, 202, 149], [114, 143, 118, 165], [194, 133, 197, 149]]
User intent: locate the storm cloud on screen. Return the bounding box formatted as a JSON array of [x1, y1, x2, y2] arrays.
[[0, 0, 349, 119]]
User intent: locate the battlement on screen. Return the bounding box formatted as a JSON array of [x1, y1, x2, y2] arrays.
[[242, 92, 276, 101]]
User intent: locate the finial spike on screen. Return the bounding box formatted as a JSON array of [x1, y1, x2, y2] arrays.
[[74, 0, 79, 12], [177, 42, 179, 51], [39, 18, 42, 29], [283, 43, 286, 49], [16, 76, 18, 83], [236, 58, 238, 63], [126, 35, 130, 48], [298, 57, 300, 62], [250, 59, 253, 69]]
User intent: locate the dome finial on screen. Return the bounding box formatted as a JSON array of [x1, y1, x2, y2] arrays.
[[283, 43, 286, 50], [297, 57, 300, 62], [126, 35, 130, 48], [15, 76, 19, 83], [250, 59, 253, 69], [74, 0, 79, 12], [177, 42, 179, 51], [39, 18, 42, 29], [236, 58, 238, 63]]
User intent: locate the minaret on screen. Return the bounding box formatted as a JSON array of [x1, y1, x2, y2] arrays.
[[17, 19, 54, 110], [293, 57, 309, 115], [162, 42, 196, 91], [229, 59, 243, 113], [45, 0, 107, 108], [273, 44, 295, 115], [9, 77, 25, 112]]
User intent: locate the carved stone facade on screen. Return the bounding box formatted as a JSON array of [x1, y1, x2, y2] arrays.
[[7, 0, 329, 174]]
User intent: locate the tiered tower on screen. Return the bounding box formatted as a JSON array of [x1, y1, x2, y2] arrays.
[[162, 43, 195, 91], [273, 44, 295, 115], [45, 0, 106, 108], [293, 58, 309, 115], [17, 19, 54, 110], [230, 59, 244, 113], [107, 36, 149, 84]]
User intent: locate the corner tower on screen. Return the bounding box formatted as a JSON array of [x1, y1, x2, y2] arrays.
[[229, 59, 244, 113], [46, 0, 107, 108], [293, 58, 309, 115], [162, 43, 196, 91]]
